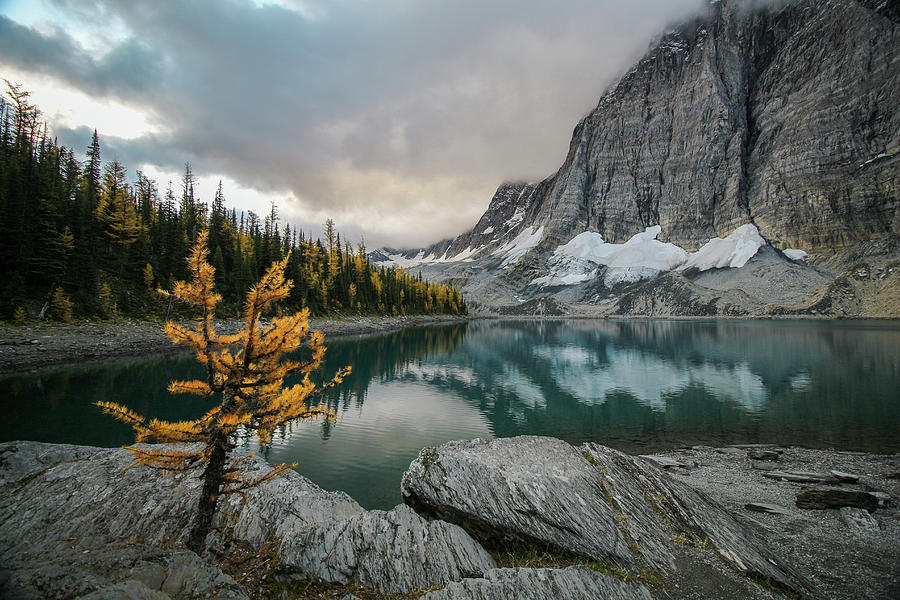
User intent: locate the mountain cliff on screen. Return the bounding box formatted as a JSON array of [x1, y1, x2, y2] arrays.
[[375, 0, 899, 316]]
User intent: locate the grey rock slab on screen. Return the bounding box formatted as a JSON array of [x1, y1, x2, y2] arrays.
[[763, 471, 834, 484], [796, 488, 879, 511], [77, 580, 172, 600], [751, 461, 778, 472], [744, 502, 789, 516], [0, 441, 492, 597], [0, 542, 248, 600], [0, 441, 360, 553], [840, 507, 880, 535], [401, 436, 818, 598], [401, 436, 639, 570], [830, 470, 860, 483], [279, 504, 494, 594], [419, 566, 652, 600], [581, 443, 816, 597]]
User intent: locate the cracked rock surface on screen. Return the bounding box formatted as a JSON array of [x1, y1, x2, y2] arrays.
[[420, 566, 653, 600], [280, 504, 494, 594], [0, 441, 492, 597], [401, 436, 818, 598]]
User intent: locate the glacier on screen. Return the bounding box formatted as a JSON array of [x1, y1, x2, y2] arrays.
[[532, 224, 769, 289]]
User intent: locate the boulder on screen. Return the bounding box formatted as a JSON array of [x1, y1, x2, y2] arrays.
[[638, 455, 691, 469], [795, 489, 879, 511], [279, 504, 494, 594], [401, 437, 638, 569], [419, 566, 652, 600], [747, 450, 780, 462], [401, 436, 817, 597], [0, 441, 492, 596], [763, 471, 835, 484], [839, 507, 880, 536]]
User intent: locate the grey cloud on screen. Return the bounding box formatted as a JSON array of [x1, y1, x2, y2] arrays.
[[0, 16, 161, 97], [4, 0, 707, 247]]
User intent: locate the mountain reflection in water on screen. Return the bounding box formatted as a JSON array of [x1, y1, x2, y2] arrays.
[[2, 319, 897, 509]]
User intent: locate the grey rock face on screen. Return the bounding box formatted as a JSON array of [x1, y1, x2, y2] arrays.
[[280, 504, 495, 594], [0, 441, 360, 551], [382, 0, 898, 313], [401, 436, 638, 569], [580, 443, 815, 592], [0, 441, 493, 597], [0, 543, 249, 600], [401, 436, 817, 597], [77, 580, 172, 600], [419, 566, 652, 600], [487, 0, 897, 253]]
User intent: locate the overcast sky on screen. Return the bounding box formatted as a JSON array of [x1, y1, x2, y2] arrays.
[[1, 0, 705, 248]]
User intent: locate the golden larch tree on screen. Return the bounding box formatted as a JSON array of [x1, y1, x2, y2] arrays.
[[98, 231, 350, 553]]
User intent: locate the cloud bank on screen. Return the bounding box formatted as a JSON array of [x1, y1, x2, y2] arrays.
[[1, 0, 706, 247]]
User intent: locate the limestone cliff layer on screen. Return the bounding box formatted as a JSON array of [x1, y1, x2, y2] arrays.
[[444, 0, 899, 256]]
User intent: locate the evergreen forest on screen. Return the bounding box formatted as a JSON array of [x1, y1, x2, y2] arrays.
[[0, 84, 467, 321]]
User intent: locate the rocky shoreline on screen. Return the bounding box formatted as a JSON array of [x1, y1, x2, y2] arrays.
[[1, 437, 897, 600], [0, 315, 467, 375]]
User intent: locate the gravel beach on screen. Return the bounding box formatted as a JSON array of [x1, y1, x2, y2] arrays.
[[0, 315, 468, 374], [654, 445, 900, 600]]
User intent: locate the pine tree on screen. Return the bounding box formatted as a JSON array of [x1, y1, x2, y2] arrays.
[[96, 160, 140, 253], [97, 232, 351, 553], [0, 85, 468, 320], [180, 162, 201, 242]]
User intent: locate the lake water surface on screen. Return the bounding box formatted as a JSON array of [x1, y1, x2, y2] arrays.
[[2, 319, 898, 509]]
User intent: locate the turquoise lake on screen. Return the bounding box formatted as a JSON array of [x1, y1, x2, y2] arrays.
[[2, 319, 898, 510]]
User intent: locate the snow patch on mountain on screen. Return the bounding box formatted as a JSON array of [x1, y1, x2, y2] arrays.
[[507, 206, 526, 229], [496, 226, 544, 267], [783, 248, 808, 261], [379, 250, 429, 269], [677, 224, 765, 272], [532, 224, 768, 288], [376, 244, 479, 268], [604, 226, 689, 286]]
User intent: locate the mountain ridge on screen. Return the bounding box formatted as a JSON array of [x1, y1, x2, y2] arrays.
[[373, 0, 899, 316]]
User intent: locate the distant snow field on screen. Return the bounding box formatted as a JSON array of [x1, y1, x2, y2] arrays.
[[375, 221, 793, 292], [497, 226, 544, 267], [532, 223, 769, 288], [782, 248, 808, 261]]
